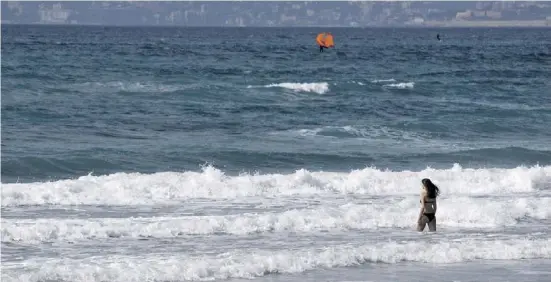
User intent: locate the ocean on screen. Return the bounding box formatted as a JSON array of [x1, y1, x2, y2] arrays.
[[1, 25, 551, 282]]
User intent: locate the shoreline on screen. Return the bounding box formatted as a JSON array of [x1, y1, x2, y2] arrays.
[[419, 20, 550, 27], [2, 20, 551, 28]]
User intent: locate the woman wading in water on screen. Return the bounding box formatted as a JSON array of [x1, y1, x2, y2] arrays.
[[417, 178, 440, 232]]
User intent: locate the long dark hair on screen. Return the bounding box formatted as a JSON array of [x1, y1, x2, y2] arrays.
[[422, 178, 440, 199]]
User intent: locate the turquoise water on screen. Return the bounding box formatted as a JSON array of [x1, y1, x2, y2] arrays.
[[1, 25, 551, 282]]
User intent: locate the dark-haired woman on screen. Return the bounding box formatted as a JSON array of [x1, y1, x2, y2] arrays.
[[417, 178, 440, 232]]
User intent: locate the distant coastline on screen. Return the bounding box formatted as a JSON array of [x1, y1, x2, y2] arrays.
[[3, 1, 551, 29], [2, 21, 550, 28], [421, 20, 550, 27]]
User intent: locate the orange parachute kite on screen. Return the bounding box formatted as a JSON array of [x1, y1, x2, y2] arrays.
[[316, 32, 334, 48]]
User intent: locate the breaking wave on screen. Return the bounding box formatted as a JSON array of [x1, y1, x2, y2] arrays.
[[2, 164, 550, 206], [3, 238, 550, 282], [3, 196, 549, 243], [383, 82, 415, 89], [248, 82, 329, 94]]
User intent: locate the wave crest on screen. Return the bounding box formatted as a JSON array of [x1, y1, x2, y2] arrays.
[[3, 238, 550, 282], [248, 82, 329, 94], [2, 164, 550, 206]]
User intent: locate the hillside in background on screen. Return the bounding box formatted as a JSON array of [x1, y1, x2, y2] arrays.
[[2, 1, 551, 27]]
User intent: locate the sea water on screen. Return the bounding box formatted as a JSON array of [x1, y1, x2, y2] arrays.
[[2, 25, 551, 282]]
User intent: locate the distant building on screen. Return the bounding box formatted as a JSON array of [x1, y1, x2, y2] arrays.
[[38, 3, 70, 24], [455, 10, 472, 20], [485, 11, 502, 19], [406, 16, 425, 25], [413, 17, 424, 23]]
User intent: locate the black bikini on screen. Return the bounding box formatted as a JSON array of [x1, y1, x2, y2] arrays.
[[420, 198, 436, 222], [423, 213, 435, 221]]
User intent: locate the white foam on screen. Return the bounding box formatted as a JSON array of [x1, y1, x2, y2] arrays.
[[294, 128, 323, 136], [283, 125, 426, 142], [3, 238, 550, 282], [371, 78, 396, 83], [340, 125, 420, 140], [383, 82, 415, 89], [249, 82, 329, 94], [3, 197, 549, 243], [79, 81, 184, 93], [2, 164, 550, 206]]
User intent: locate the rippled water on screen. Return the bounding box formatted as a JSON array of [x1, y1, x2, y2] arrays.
[[2, 25, 551, 282]]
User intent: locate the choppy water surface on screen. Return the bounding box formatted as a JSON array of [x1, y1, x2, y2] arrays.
[[2, 25, 551, 282]]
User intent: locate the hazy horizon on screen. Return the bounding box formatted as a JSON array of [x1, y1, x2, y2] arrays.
[[2, 1, 551, 27]]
